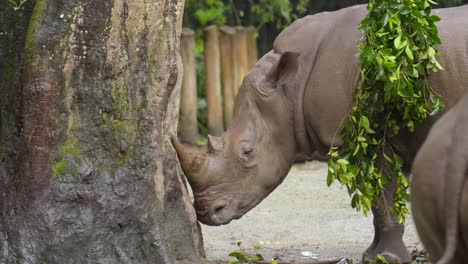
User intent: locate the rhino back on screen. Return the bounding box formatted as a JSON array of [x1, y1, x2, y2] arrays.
[[270, 4, 468, 158]]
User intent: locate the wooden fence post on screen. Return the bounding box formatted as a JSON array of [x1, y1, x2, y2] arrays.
[[219, 26, 237, 128], [246, 26, 258, 68], [179, 28, 200, 144], [234, 26, 249, 95], [204, 25, 224, 135]]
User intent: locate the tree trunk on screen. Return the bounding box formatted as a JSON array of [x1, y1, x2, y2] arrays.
[[0, 3, 32, 261], [0, 1, 204, 263]]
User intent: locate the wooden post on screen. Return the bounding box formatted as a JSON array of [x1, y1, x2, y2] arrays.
[[179, 28, 199, 144], [219, 26, 237, 128], [233, 26, 249, 95], [204, 25, 224, 135], [246, 26, 258, 68]]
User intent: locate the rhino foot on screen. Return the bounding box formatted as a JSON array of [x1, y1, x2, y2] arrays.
[[362, 241, 412, 264]]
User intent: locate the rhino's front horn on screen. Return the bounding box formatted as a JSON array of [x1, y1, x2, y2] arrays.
[[171, 136, 207, 184]]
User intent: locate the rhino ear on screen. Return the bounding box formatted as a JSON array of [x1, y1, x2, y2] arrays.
[[207, 135, 223, 152], [265, 52, 299, 86]]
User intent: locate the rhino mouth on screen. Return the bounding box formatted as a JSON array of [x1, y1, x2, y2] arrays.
[[198, 213, 235, 226], [195, 200, 240, 226], [195, 197, 263, 226]]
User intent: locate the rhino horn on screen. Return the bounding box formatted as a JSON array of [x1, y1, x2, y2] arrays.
[[207, 134, 223, 153], [171, 136, 207, 184]]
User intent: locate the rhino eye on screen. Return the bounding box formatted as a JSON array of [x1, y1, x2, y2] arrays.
[[242, 149, 254, 158]]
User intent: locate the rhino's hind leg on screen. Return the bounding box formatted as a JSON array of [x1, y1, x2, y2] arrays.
[[362, 179, 412, 264], [362, 207, 411, 263]]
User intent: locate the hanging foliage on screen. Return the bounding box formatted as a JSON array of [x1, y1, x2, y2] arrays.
[[328, 0, 444, 223]]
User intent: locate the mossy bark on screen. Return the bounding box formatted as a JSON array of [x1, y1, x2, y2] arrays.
[[0, 2, 33, 262], [0, 1, 204, 263]]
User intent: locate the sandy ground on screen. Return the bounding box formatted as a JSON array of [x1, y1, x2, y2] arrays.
[[200, 161, 423, 263]]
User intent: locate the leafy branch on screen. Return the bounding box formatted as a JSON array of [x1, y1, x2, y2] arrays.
[[328, 0, 444, 223], [228, 242, 272, 264], [8, 0, 30, 11]]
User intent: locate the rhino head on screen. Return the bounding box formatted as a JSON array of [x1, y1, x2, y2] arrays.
[[173, 52, 300, 226]]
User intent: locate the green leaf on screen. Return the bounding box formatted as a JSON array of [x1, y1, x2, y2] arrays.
[[328, 0, 442, 223], [337, 159, 349, 166], [351, 193, 359, 208], [394, 35, 401, 49], [433, 59, 443, 71], [353, 144, 361, 156], [250, 254, 264, 262], [407, 120, 415, 132], [229, 252, 247, 262], [412, 68, 419, 78], [405, 46, 414, 61], [327, 170, 334, 186], [361, 142, 368, 151], [383, 153, 392, 163], [255, 254, 264, 261], [360, 116, 370, 131]]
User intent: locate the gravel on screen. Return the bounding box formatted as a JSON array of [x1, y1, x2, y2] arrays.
[[201, 161, 423, 263]]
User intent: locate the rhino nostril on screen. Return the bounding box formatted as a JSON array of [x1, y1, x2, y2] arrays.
[[211, 200, 229, 216], [213, 204, 226, 214]]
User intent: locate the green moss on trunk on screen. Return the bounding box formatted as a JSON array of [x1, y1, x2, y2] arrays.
[[24, 0, 49, 62]]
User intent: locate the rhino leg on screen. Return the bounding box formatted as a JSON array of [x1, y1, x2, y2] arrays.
[[412, 193, 444, 262], [411, 149, 446, 262], [362, 174, 412, 263]]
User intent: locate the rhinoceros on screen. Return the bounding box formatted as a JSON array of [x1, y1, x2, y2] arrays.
[[411, 94, 468, 264], [173, 4, 468, 263]]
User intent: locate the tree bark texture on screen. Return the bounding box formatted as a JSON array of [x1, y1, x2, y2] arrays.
[[179, 28, 199, 144], [219, 26, 237, 129], [203, 25, 224, 136], [234, 26, 249, 96], [0, 1, 204, 263]]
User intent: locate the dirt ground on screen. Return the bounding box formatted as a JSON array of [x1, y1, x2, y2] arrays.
[[200, 161, 423, 263]]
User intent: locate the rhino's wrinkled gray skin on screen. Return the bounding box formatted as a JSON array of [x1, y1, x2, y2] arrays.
[[174, 4, 468, 263], [411, 94, 468, 264]]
